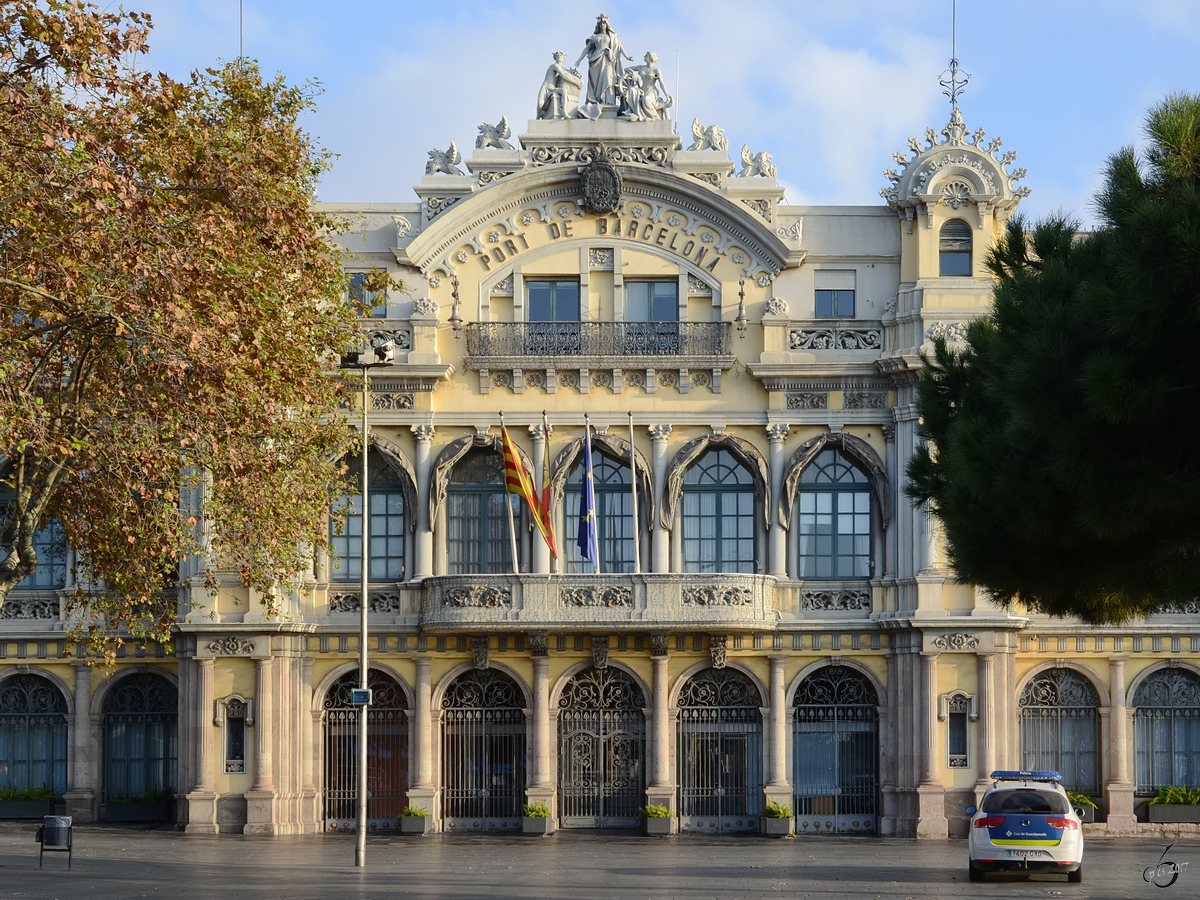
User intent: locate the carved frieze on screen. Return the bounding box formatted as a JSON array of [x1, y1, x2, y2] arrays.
[[329, 591, 402, 614], [561, 586, 632, 608], [411, 298, 439, 317], [932, 632, 980, 651], [370, 392, 414, 411], [443, 586, 512, 609], [786, 392, 828, 410], [843, 391, 887, 410], [529, 144, 668, 168], [789, 324, 883, 351], [801, 589, 871, 611], [742, 198, 771, 221], [683, 586, 752, 607], [0, 596, 59, 620], [687, 274, 712, 296], [207, 637, 256, 656], [424, 196, 459, 218], [926, 321, 969, 343], [589, 248, 615, 270], [491, 275, 514, 296]]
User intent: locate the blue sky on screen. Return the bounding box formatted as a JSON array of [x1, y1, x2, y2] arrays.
[[127, 1, 1200, 227]]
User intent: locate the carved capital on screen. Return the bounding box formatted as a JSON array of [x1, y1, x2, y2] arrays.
[[881, 424, 896, 443], [411, 424, 436, 443], [765, 423, 789, 444], [650, 632, 669, 657], [647, 424, 673, 442], [529, 632, 549, 658]]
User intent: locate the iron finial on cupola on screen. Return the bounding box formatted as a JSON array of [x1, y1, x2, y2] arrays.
[[938, 0, 970, 113]]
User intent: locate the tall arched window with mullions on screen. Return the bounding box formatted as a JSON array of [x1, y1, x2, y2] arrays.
[[564, 454, 635, 573], [797, 449, 872, 580], [682, 449, 756, 574], [329, 451, 407, 583], [447, 451, 517, 574]]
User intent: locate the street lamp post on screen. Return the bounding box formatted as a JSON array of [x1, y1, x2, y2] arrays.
[[342, 334, 394, 869]]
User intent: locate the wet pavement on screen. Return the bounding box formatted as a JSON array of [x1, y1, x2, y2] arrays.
[[0, 822, 1194, 899]]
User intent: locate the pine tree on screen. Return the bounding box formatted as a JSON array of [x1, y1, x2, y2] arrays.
[[908, 93, 1200, 624]]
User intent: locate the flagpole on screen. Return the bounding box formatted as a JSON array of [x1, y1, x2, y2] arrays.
[[499, 411, 519, 575], [584, 413, 600, 575], [628, 411, 641, 575], [543, 410, 553, 581]]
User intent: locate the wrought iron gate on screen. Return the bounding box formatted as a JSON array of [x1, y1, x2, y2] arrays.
[[0, 674, 68, 798], [441, 669, 526, 832], [1133, 668, 1200, 795], [322, 669, 408, 833], [102, 673, 177, 813], [677, 667, 764, 833], [792, 665, 878, 834], [1019, 668, 1100, 795], [558, 666, 645, 828]]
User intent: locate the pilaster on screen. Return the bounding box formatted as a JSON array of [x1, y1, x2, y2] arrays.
[[765, 425, 789, 579], [63, 661, 96, 822], [185, 657, 219, 833], [412, 425, 435, 580], [764, 655, 791, 811], [917, 650, 947, 838], [408, 657, 438, 827], [1105, 655, 1136, 833], [646, 653, 676, 829], [244, 655, 277, 834]]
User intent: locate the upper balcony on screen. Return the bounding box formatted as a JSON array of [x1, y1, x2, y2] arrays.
[[420, 573, 776, 631], [463, 321, 735, 394]]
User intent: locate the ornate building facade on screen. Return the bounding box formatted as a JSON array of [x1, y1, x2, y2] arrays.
[[3, 17, 1198, 839]]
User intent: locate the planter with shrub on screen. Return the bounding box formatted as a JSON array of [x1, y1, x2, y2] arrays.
[[399, 805, 433, 835], [522, 802, 554, 835], [760, 801, 793, 837], [642, 804, 673, 835], [1147, 786, 1200, 823], [1066, 792, 1098, 824], [0, 786, 55, 819]]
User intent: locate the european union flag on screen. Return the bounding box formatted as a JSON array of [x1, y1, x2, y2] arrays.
[[576, 423, 600, 572]]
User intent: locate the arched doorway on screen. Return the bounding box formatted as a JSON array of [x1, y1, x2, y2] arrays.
[[321, 669, 408, 832], [102, 672, 177, 818], [1132, 668, 1200, 797], [0, 674, 68, 800], [440, 668, 526, 831], [1019, 668, 1100, 796], [677, 667, 764, 833], [557, 666, 645, 828], [792, 665, 878, 834]]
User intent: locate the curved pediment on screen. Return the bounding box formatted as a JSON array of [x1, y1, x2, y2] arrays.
[[403, 162, 794, 287]]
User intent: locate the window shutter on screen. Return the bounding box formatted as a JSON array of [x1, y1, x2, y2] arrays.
[[814, 270, 856, 291]]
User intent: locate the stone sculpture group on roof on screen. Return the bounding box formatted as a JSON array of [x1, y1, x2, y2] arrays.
[[537, 14, 673, 122]]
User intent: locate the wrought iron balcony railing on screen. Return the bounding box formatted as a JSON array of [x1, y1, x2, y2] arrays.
[[465, 322, 731, 360]]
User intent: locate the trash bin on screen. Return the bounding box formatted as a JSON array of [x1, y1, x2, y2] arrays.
[[36, 815, 72, 869]]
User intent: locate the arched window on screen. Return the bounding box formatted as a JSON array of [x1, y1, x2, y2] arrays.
[[102, 673, 178, 813], [564, 454, 634, 573], [797, 449, 872, 580], [939, 218, 973, 276], [682, 449, 756, 574], [329, 451, 407, 582], [1019, 668, 1100, 795], [0, 674, 68, 798], [1133, 668, 1200, 796], [447, 452, 516, 575]]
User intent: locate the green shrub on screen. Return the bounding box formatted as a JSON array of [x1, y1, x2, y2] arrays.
[[399, 805, 429, 817], [522, 802, 551, 818], [640, 804, 672, 819], [1148, 785, 1200, 805], [0, 785, 54, 801], [1066, 791, 1097, 809], [762, 801, 792, 819], [107, 789, 171, 805]]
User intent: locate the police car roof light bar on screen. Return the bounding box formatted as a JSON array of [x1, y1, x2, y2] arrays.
[[990, 770, 1062, 782]]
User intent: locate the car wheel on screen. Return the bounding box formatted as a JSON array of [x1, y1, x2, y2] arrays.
[[968, 862, 984, 882], [1068, 864, 1082, 884]]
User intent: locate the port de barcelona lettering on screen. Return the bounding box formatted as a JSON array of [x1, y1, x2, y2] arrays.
[[476, 213, 728, 274]]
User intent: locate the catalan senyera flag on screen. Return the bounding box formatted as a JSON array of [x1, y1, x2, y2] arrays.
[[539, 422, 558, 558], [501, 424, 557, 557]]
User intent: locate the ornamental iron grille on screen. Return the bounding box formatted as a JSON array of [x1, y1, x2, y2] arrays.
[[1019, 668, 1100, 794], [0, 674, 68, 798], [465, 321, 731, 359], [329, 451, 407, 583], [792, 666, 878, 834], [677, 667, 764, 833], [557, 666, 646, 828], [564, 454, 635, 574], [1133, 668, 1200, 795], [797, 449, 872, 580], [102, 673, 178, 810], [322, 670, 408, 833], [946, 695, 970, 769], [682, 449, 756, 574], [441, 669, 526, 831], [447, 452, 518, 575]]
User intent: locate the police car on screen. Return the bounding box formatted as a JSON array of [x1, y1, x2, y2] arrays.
[[967, 770, 1085, 883]]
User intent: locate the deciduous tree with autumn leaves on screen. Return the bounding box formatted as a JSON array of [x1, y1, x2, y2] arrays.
[[0, 2, 384, 653]]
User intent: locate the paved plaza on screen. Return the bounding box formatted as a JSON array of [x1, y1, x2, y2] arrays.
[[0, 824, 1195, 899]]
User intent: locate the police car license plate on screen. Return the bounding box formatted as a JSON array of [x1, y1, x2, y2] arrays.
[[1008, 849, 1050, 859]]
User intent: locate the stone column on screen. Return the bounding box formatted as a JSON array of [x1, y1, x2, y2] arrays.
[[766, 424, 789, 580], [648, 425, 672, 572], [407, 657, 437, 824], [526, 655, 555, 823], [529, 425, 550, 574], [916, 650, 948, 838], [1106, 656, 1136, 832], [300, 657, 319, 832], [765, 655, 791, 822], [186, 657, 220, 833], [646, 652, 675, 828], [63, 661, 95, 822], [244, 655, 276, 834], [411, 425, 435, 580], [974, 653, 994, 803]]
